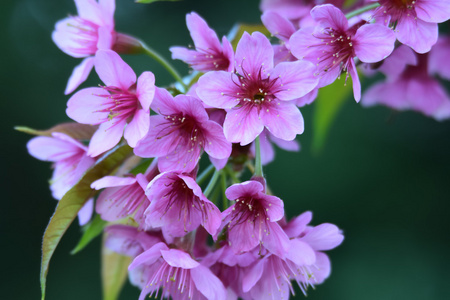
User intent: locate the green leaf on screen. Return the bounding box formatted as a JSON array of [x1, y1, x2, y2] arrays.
[[40, 145, 133, 300], [228, 23, 270, 50], [311, 75, 353, 154], [101, 233, 131, 300], [15, 122, 97, 140], [129, 158, 154, 175], [71, 215, 107, 255], [135, 0, 180, 4]]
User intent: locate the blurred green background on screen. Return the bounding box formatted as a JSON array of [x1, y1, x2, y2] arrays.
[[2, 0, 450, 299]]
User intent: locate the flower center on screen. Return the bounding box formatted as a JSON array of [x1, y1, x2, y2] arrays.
[[96, 85, 139, 126], [379, 0, 416, 21]]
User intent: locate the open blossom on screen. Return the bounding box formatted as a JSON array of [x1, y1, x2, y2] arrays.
[[134, 88, 231, 172], [290, 4, 396, 102], [170, 12, 234, 72], [67, 50, 155, 157], [362, 44, 450, 120], [27, 132, 95, 225], [91, 160, 158, 227], [144, 171, 222, 238], [129, 242, 227, 300], [372, 0, 450, 53], [52, 0, 116, 94], [197, 31, 318, 145], [221, 180, 290, 257]]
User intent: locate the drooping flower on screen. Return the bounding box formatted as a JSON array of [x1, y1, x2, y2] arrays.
[[290, 4, 396, 102], [362, 44, 450, 120], [67, 50, 155, 157], [52, 0, 115, 94], [220, 180, 290, 257], [197, 31, 318, 145], [134, 88, 231, 172], [91, 160, 158, 227], [129, 242, 227, 300], [27, 132, 95, 225], [372, 0, 450, 53], [170, 12, 234, 72], [144, 171, 222, 238]]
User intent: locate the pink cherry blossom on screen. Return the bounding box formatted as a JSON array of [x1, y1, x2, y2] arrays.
[[27, 132, 95, 225], [221, 180, 290, 257], [197, 31, 318, 145], [129, 242, 227, 300], [134, 88, 231, 172], [91, 160, 158, 227], [290, 4, 396, 102], [372, 0, 450, 53], [67, 50, 155, 157], [52, 0, 116, 94], [144, 171, 222, 238], [170, 12, 234, 72]]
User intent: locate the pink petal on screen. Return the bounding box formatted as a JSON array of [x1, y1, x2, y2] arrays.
[[150, 87, 178, 116], [197, 71, 241, 109], [415, 0, 450, 23], [283, 211, 313, 238], [250, 130, 275, 165], [191, 265, 227, 300], [429, 37, 450, 80], [77, 198, 94, 225], [262, 222, 290, 257], [136, 71, 155, 112], [160, 249, 199, 268], [270, 60, 319, 100], [225, 181, 264, 200], [203, 121, 232, 159], [99, 0, 115, 25], [260, 194, 285, 222], [362, 80, 410, 110], [228, 218, 259, 252], [222, 36, 235, 72], [301, 223, 344, 251], [289, 27, 320, 61], [379, 45, 417, 80], [124, 109, 150, 148], [235, 32, 274, 77], [260, 101, 304, 141], [97, 26, 114, 50], [270, 133, 300, 152], [176, 95, 209, 123], [65, 57, 95, 95], [87, 121, 125, 157], [129, 242, 169, 270], [354, 24, 396, 63], [75, 0, 103, 25], [285, 238, 316, 266], [91, 176, 136, 190], [295, 87, 319, 107], [261, 11, 296, 42], [312, 252, 331, 284], [95, 50, 136, 90], [27, 135, 82, 162], [66, 87, 110, 124], [209, 156, 228, 170], [157, 146, 201, 173], [396, 16, 438, 53], [349, 59, 361, 102], [242, 258, 265, 293], [310, 4, 348, 31], [186, 12, 221, 53], [224, 106, 264, 145]]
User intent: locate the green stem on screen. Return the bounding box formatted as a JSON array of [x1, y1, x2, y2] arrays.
[[139, 41, 187, 90], [221, 171, 228, 210], [204, 170, 221, 199], [196, 164, 215, 185], [254, 135, 263, 177], [224, 165, 240, 184], [345, 3, 380, 19]]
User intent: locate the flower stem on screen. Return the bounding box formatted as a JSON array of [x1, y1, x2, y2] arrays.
[[221, 171, 229, 210], [345, 3, 380, 19], [196, 164, 215, 185], [254, 135, 263, 177], [204, 169, 221, 199], [139, 41, 187, 90]]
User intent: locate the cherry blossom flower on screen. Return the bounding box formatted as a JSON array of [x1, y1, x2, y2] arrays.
[[221, 180, 290, 257], [67, 50, 155, 157], [290, 4, 396, 102], [134, 88, 231, 172], [372, 0, 450, 53], [170, 12, 234, 72], [27, 132, 95, 225], [129, 242, 227, 300], [144, 171, 222, 238], [197, 31, 318, 145]]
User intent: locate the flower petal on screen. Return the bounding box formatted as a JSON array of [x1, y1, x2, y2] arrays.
[[224, 105, 264, 145], [65, 57, 95, 95], [87, 120, 125, 157], [197, 71, 241, 109], [415, 0, 450, 23], [95, 50, 136, 90], [235, 32, 274, 76], [260, 101, 304, 141], [354, 24, 395, 63], [301, 223, 344, 251], [310, 4, 348, 31], [136, 71, 155, 112], [124, 109, 150, 148], [191, 265, 227, 300], [66, 87, 110, 124], [396, 16, 438, 54]]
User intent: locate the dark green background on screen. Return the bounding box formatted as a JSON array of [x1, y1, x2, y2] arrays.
[[2, 0, 450, 299]]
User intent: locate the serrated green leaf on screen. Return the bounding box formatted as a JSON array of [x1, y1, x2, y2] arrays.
[[135, 0, 180, 4], [228, 23, 270, 50], [40, 145, 133, 300], [71, 215, 107, 255], [311, 76, 353, 154], [102, 233, 131, 300], [15, 122, 97, 140]]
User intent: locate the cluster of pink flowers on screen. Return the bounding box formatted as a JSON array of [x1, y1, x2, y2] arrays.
[[26, 0, 450, 299]]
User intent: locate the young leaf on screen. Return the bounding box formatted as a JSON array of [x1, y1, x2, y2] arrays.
[[311, 76, 353, 154], [71, 215, 107, 255], [15, 122, 97, 140], [101, 233, 131, 300], [40, 145, 133, 300], [228, 24, 270, 50]]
